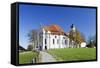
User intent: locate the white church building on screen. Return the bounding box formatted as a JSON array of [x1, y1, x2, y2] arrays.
[[37, 24, 70, 50]]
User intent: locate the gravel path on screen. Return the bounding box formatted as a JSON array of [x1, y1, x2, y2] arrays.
[[39, 51, 56, 62]]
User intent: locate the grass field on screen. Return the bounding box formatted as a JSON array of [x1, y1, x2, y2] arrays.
[[19, 51, 38, 64], [48, 48, 96, 61]]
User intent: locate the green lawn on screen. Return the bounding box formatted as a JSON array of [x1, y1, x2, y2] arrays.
[[48, 48, 96, 61], [19, 51, 38, 64]]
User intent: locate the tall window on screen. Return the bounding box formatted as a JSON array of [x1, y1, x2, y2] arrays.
[[53, 39, 55, 44], [57, 39, 59, 44], [45, 39, 47, 44], [65, 40, 67, 44], [55, 36, 57, 38]]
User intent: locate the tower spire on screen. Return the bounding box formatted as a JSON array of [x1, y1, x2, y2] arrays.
[[71, 24, 74, 28]]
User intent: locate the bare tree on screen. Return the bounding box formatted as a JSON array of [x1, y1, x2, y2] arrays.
[[28, 30, 38, 49], [27, 44, 34, 51], [87, 35, 96, 48]]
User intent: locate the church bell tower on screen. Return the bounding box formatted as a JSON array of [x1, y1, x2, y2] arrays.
[[71, 24, 76, 32]]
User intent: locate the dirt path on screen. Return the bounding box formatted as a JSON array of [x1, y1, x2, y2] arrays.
[[39, 51, 56, 63]]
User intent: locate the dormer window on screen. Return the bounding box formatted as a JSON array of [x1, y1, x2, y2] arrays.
[[63, 37, 65, 39]]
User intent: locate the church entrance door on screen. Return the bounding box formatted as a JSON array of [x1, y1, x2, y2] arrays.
[[45, 46, 47, 50]]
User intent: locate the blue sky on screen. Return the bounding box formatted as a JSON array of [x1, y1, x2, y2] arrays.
[[19, 4, 96, 49]]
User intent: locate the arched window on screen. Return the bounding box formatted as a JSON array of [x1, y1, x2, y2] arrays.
[[65, 40, 67, 44], [53, 39, 55, 44], [55, 36, 57, 38], [45, 39, 47, 44]]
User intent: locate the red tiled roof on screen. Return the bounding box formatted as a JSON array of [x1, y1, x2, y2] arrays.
[[43, 25, 67, 35]]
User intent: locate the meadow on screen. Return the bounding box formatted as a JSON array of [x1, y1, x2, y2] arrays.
[[19, 51, 38, 64], [48, 48, 96, 61]]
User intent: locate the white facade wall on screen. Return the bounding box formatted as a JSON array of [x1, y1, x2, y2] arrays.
[[81, 42, 86, 48], [42, 29, 46, 50]]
